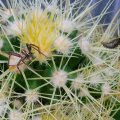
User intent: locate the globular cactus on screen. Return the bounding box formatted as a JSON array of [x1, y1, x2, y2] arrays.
[[0, 0, 120, 120]]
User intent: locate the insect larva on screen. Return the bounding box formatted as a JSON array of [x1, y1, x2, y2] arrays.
[[102, 38, 120, 49]]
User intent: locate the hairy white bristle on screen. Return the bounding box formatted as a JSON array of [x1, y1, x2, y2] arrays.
[[25, 90, 39, 103], [0, 9, 12, 20], [0, 94, 7, 105], [89, 74, 102, 87], [51, 70, 68, 87], [9, 110, 23, 120], [102, 82, 111, 95], [13, 100, 22, 109], [91, 56, 104, 65], [79, 87, 89, 97], [54, 35, 72, 54], [79, 38, 91, 54], [72, 74, 84, 90], [31, 116, 42, 120], [59, 19, 76, 33], [104, 68, 115, 77], [47, 4, 60, 13], [0, 104, 7, 117], [6, 20, 25, 36]]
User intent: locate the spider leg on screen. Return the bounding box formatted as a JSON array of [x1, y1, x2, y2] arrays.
[[16, 58, 23, 73], [28, 44, 47, 57], [33, 47, 47, 57], [8, 52, 22, 66], [16, 56, 28, 73], [27, 44, 37, 48], [21, 49, 27, 55], [17, 64, 21, 73], [21, 48, 33, 62], [26, 43, 32, 53], [8, 52, 22, 57]]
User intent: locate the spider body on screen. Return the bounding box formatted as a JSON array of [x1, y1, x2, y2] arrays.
[[102, 38, 120, 49], [8, 43, 46, 72]]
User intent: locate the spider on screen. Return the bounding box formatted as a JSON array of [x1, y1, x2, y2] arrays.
[[102, 38, 120, 49], [8, 43, 46, 72]]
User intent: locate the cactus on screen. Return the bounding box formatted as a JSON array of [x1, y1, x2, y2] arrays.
[[0, 0, 120, 120]]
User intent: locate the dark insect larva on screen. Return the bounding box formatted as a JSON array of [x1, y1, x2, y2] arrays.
[[102, 38, 120, 49]]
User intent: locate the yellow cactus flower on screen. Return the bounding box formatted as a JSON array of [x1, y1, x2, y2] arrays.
[[19, 10, 59, 62]]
